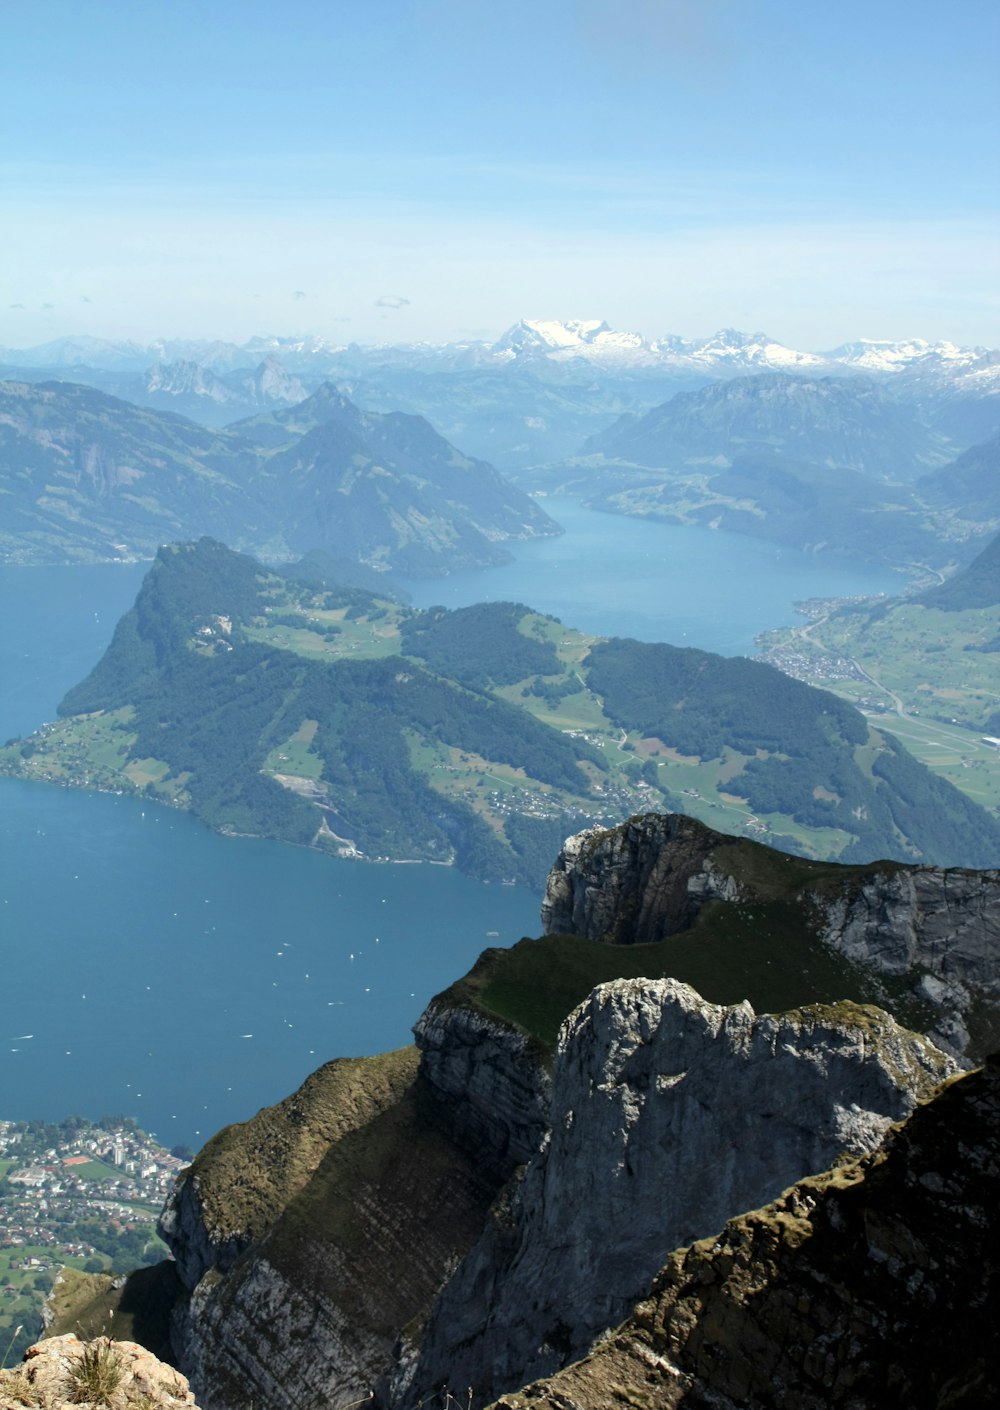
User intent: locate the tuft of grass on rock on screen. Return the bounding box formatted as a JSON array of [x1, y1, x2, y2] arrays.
[[67, 1337, 124, 1406]]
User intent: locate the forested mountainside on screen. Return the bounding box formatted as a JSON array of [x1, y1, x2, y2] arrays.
[[3, 537, 999, 882], [0, 378, 556, 571], [511, 380, 1000, 570]]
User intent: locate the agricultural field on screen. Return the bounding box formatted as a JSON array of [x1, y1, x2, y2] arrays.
[[756, 599, 1000, 814]]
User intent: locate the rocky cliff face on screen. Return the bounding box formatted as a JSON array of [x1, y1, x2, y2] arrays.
[[160, 1006, 551, 1410], [413, 999, 550, 1165], [540, 813, 740, 944], [389, 978, 954, 1408], [154, 813, 996, 1410], [492, 1054, 1000, 1410], [542, 813, 1000, 1057]]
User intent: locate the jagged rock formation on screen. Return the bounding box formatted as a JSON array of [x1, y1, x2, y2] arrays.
[[0, 1334, 198, 1410], [541, 813, 742, 943], [160, 1015, 550, 1410], [388, 979, 953, 1408], [154, 815, 998, 1410], [413, 1000, 551, 1165], [491, 1055, 1000, 1410], [542, 812, 1000, 1058]]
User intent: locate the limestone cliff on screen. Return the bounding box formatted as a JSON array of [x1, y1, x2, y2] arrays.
[[413, 997, 550, 1165], [388, 979, 954, 1408], [492, 1055, 1000, 1410], [542, 812, 1000, 1057], [154, 814, 997, 1410], [160, 1007, 550, 1410]]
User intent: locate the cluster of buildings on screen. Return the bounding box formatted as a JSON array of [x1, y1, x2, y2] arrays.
[[753, 642, 863, 685], [0, 1119, 186, 1260]]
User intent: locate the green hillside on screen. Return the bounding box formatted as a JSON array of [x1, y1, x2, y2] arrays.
[[918, 532, 1000, 611], [3, 538, 999, 883], [0, 378, 557, 572]]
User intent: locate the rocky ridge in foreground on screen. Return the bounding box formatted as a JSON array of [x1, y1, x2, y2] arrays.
[[388, 979, 953, 1409], [92, 813, 998, 1409], [158, 970, 954, 1406]]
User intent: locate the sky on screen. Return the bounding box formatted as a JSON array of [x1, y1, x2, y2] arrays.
[[1, 0, 998, 351]]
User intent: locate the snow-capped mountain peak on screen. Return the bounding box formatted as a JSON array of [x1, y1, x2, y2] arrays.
[[691, 329, 827, 369], [824, 338, 986, 374]]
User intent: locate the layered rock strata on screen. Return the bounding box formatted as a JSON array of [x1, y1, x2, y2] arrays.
[[161, 1012, 550, 1410], [386, 978, 954, 1408], [491, 1055, 1000, 1410]]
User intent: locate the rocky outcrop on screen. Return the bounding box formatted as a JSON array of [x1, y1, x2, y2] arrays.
[[155, 816, 997, 1410], [492, 1055, 1000, 1410], [0, 1335, 198, 1410], [414, 999, 550, 1164], [811, 865, 1000, 1054], [541, 813, 1000, 1058], [540, 813, 740, 944], [387, 978, 954, 1409]]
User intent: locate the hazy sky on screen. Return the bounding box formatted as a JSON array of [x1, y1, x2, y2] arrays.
[[2, 0, 997, 349]]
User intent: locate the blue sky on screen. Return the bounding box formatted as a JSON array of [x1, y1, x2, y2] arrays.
[[2, 0, 997, 349]]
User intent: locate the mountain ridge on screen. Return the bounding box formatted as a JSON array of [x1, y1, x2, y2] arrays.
[[4, 322, 996, 385], [38, 811, 1000, 1409], [0, 378, 557, 571]]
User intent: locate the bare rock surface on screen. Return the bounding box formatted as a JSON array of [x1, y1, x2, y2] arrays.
[[541, 813, 737, 944], [0, 1334, 197, 1410], [490, 1056, 1000, 1410], [388, 977, 954, 1408], [414, 999, 551, 1164]]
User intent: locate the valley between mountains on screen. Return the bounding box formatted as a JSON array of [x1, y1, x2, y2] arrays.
[[2, 319, 998, 1410]]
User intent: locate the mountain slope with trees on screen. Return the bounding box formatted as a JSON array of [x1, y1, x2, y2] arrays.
[[0, 379, 558, 572], [3, 538, 999, 880]]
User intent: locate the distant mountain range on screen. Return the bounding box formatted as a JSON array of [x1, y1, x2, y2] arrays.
[[1, 320, 996, 472], [518, 374, 998, 570], [3, 321, 997, 383], [582, 372, 952, 480], [2, 323, 997, 577], [0, 379, 557, 570]]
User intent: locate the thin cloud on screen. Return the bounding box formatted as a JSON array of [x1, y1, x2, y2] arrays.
[[9, 302, 25, 309], [41, 302, 54, 309], [79, 295, 92, 303], [375, 294, 410, 309]]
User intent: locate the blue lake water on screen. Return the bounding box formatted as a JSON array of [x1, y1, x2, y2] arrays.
[[0, 508, 902, 1146], [399, 498, 904, 656]]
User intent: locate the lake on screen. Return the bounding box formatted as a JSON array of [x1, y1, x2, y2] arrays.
[[398, 498, 904, 655], [0, 508, 902, 1145]]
